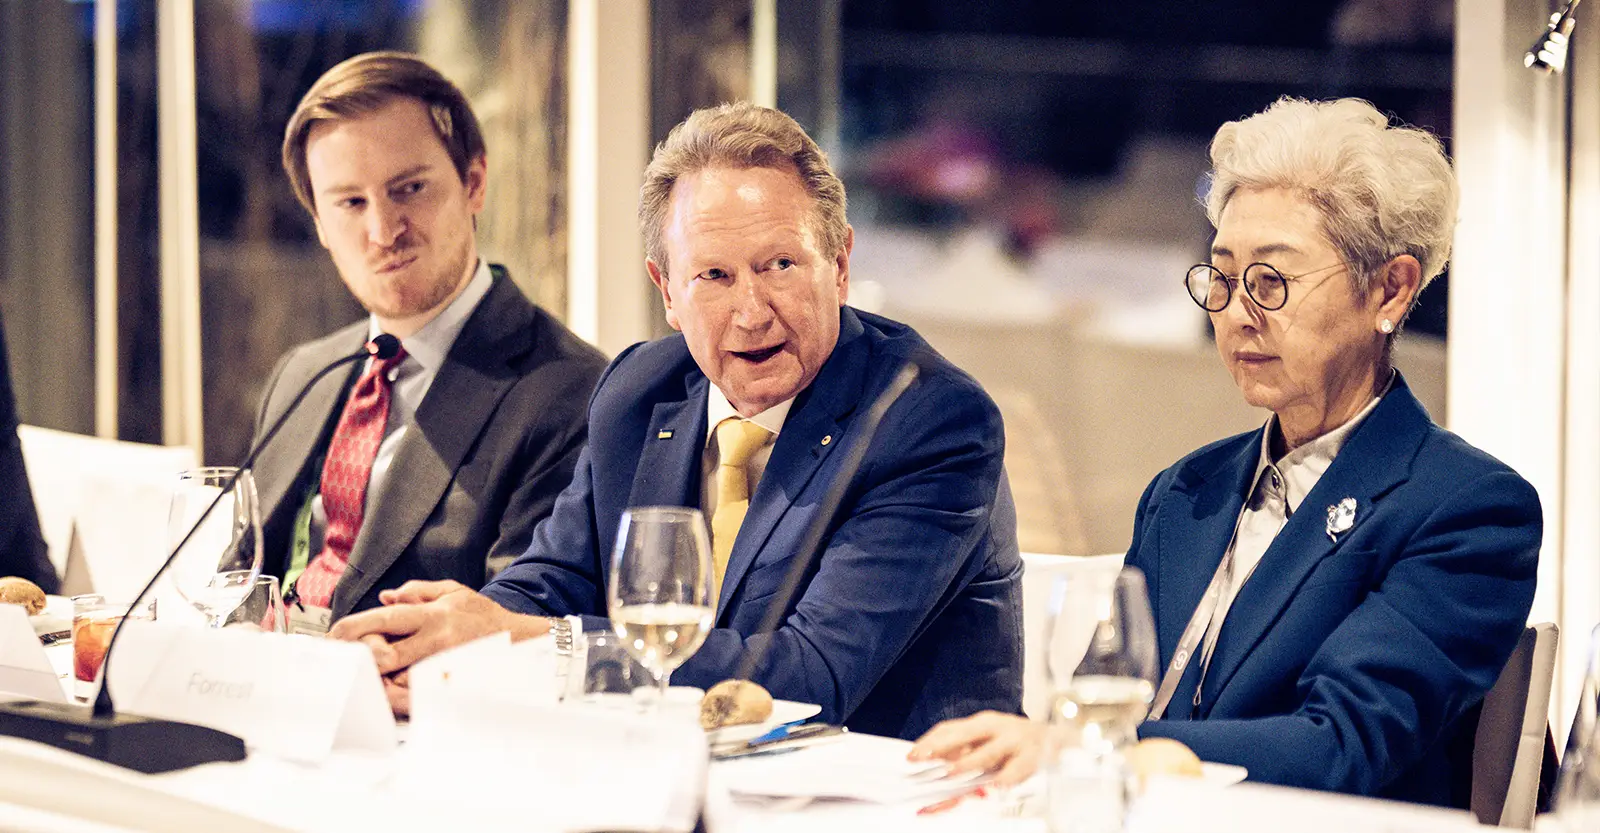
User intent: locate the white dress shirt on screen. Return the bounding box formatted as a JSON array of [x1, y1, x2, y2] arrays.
[[1198, 376, 1394, 670], [699, 386, 793, 520], [362, 258, 494, 494]]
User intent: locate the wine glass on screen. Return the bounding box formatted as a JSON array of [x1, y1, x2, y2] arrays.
[[607, 506, 714, 712], [1043, 565, 1158, 833], [1554, 624, 1600, 831], [166, 467, 264, 628], [1044, 565, 1159, 748]]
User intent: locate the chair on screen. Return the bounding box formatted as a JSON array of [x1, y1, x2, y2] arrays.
[[988, 387, 1089, 556], [16, 425, 197, 600], [1472, 622, 1559, 828], [1019, 551, 1124, 719]]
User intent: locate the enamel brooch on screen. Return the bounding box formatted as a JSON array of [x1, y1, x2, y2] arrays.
[[1326, 497, 1357, 542]]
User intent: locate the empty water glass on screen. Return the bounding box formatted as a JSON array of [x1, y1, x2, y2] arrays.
[[221, 574, 288, 634], [568, 629, 650, 701]]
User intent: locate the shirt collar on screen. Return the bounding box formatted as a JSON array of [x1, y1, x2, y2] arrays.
[[1250, 371, 1394, 513], [705, 384, 793, 447], [367, 258, 493, 373]]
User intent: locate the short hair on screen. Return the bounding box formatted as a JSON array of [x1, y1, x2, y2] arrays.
[[639, 102, 848, 274], [1204, 97, 1458, 296], [281, 51, 485, 216]]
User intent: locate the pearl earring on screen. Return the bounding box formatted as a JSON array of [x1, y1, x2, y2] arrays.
[[1379, 319, 1394, 334]]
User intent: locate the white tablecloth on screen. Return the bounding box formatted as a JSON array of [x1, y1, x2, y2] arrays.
[[6, 643, 1548, 833], [0, 700, 1521, 833]]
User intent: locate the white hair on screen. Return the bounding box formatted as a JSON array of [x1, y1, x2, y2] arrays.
[[1204, 97, 1458, 296]]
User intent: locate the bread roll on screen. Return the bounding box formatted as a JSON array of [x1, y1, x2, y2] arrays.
[[700, 679, 774, 730], [1125, 737, 1204, 781], [0, 576, 47, 616]]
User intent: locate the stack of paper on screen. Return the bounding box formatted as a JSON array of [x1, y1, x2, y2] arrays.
[[713, 733, 985, 805]]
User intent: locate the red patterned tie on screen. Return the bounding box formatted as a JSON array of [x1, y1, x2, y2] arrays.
[[293, 342, 407, 608]]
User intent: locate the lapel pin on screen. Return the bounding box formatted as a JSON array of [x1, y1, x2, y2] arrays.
[[820, 435, 832, 446], [1325, 497, 1357, 542], [657, 429, 674, 440]]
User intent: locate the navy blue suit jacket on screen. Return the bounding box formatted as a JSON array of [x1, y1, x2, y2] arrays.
[[483, 307, 1024, 739], [1127, 374, 1540, 806]]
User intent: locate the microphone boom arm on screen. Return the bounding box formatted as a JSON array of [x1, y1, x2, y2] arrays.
[[91, 334, 396, 718], [730, 361, 920, 684], [0, 335, 398, 773]]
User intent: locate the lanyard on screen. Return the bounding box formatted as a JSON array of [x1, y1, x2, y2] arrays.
[[1148, 466, 1275, 720], [1147, 543, 1236, 720]]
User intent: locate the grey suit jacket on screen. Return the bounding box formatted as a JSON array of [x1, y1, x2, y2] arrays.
[[250, 267, 607, 620]]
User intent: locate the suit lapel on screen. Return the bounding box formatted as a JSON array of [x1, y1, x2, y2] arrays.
[[1196, 378, 1430, 712], [714, 309, 865, 619], [1157, 437, 1258, 714], [626, 374, 708, 510], [332, 275, 532, 618], [715, 403, 842, 617], [253, 325, 366, 560]]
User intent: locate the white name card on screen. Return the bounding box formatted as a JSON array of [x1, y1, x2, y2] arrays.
[[106, 620, 395, 762], [407, 630, 561, 710], [0, 605, 66, 703], [401, 635, 705, 833]]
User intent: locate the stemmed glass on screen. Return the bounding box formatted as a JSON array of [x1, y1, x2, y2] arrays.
[[1043, 565, 1159, 833], [1045, 565, 1159, 747], [166, 467, 264, 628], [607, 506, 715, 712], [1554, 624, 1600, 831]]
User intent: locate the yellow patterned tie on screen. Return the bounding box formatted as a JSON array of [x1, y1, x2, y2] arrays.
[[710, 417, 772, 597]]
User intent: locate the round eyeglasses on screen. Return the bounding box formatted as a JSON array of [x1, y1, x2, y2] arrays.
[[1184, 262, 1347, 312]]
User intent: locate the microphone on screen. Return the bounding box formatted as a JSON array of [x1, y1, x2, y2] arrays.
[[730, 360, 920, 684], [1526, 0, 1583, 73], [695, 359, 918, 833], [0, 334, 401, 773]]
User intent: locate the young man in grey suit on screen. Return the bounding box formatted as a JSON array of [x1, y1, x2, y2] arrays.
[[252, 52, 606, 630]]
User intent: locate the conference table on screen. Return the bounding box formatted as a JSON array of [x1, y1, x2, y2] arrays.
[[0, 638, 1559, 833]]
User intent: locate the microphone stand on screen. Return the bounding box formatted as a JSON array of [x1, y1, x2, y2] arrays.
[[731, 361, 920, 682], [690, 361, 918, 830], [0, 335, 399, 773]]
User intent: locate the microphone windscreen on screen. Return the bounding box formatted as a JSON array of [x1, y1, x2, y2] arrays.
[[368, 333, 402, 359]]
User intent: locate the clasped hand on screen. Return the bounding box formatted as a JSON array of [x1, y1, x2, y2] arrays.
[[328, 580, 552, 715]]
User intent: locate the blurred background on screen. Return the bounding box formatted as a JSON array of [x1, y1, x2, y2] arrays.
[[0, 0, 1459, 554], [0, 0, 1593, 731]]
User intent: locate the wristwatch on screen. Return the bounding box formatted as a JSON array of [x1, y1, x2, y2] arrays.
[[545, 616, 574, 656]]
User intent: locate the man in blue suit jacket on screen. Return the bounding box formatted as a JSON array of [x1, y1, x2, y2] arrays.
[[333, 103, 1023, 740]]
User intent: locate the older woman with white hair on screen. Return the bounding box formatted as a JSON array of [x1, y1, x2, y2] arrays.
[[910, 97, 1541, 806]]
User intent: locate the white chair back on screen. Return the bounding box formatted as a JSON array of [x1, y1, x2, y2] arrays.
[[17, 426, 197, 601], [1020, 551, 1124, 719], [1472, 622, 1559, 828]]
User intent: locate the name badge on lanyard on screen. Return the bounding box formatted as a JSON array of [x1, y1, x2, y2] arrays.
[[288, 603, 333, 637]]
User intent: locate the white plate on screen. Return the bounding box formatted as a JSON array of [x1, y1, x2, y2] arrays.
[[28, 595, 73, 637], [1199, 762, 1248, 786], [705, 699, 823, 743], [1141, 762, 1248, 788]]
